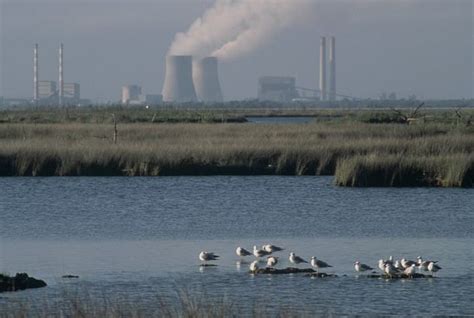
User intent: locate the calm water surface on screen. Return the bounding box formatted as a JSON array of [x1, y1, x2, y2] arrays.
[[0, 177, 473, 315]]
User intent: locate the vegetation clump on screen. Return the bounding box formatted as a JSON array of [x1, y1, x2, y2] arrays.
[[0, 107, 472, 187]]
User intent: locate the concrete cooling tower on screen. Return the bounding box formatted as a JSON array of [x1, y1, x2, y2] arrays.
[[193, 57, 223, 103], [162, 55, 197, 103]]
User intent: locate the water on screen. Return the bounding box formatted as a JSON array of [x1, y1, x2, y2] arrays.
[[1, 177, 473, 315]]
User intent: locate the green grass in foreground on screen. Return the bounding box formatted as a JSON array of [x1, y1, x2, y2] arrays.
[[0, 117, 472, 187]]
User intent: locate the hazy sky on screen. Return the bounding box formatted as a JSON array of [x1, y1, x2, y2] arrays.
[[0, 0, 472, 102]]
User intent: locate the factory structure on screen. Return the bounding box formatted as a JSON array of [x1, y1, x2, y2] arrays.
[[258, 36, 337, 103], [5, 36, 338, 107], [32, 43, 82, 106], [162, 55, 223, 103], [121, 84, 162, 106], [258, 77, 297, 102]]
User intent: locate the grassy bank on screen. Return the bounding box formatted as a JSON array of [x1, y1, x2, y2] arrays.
[[0, 119, 472, 187]]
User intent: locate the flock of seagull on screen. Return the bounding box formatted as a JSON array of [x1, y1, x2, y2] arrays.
[[198, 244, 442, 277]]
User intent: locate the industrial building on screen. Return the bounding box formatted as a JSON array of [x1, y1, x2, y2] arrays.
[[162, 55, 198, 103], [63, 83, 80, 100], [33, 43, 82, 106], [193, 57, 223, 103], [38, 80, 57, 99], [142, 94, 162, 105], [121, 85, 142, 105], [258, 76, 298, 102], [121, 85, 162, 106]]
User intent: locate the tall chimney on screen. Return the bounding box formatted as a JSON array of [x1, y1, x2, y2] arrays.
[[33, 44, 39, 102], [319, 36, 327, 101], [59, 43, 64, 106], [329, 36, 336, 102], [193, 57, 223, 103], [162, 55, 197, 103]]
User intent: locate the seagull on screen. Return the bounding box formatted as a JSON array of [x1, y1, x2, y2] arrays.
[[417, 256, 437, 271], [394, 260, 403, 270], [289, 252, 308, 265], [262, 244, 284, 253], [403, 264, 416, 277], [267, 256, 278, 267], [378, 259, 387, 272], [253, 245, 271, 258], [354, 261, 374, 273], [401, 258, 417, 269], [427, 262, 442, 276], [384, 263, 399, 277], [236, 247, 252, 257], [249, 260, 259, 273], [310, 257, 332, 272], [199, 251, 219, 263]]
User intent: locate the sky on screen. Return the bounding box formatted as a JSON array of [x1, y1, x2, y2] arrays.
[[0, 0, 472, 102]]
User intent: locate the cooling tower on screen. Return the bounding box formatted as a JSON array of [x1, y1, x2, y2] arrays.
[[193, 57, 223, 103], [329, 36, 336, 102], [319, 36, 327, 101], [162, 55, 197, 103]]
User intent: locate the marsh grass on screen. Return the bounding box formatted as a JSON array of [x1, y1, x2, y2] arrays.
[[0, 289, 318, 318], [0, 120, 472, 186]]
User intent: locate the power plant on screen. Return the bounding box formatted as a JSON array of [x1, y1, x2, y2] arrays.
[[32, 43, 81, 106], [162, 55, 198, 103], [193, 57, 223, 103], [26, 36, 336, 106]]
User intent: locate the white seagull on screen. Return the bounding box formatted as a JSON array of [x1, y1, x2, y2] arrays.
[[267, 256, 278, 267], [403, 264, 416, 277], [401, 258, 417, 269], [427, 262, 442, 276], [249, 260, 259, 273], [289, 252, 308, 265], [236, 246, 252, 257], [199, 251, 219, 263], [262, 244, 284, 253], [311, 257, 332, 272], [378, 259, 387, 272], [253, 245, 270, 258], [384, 263, 399, 277], [417, 256, 437, 271], [354, 261, 374, 273]]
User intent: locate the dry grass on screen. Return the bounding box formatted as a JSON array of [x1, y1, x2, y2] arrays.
[[0, 121, 472, 186], [0, 290, 318, 318]]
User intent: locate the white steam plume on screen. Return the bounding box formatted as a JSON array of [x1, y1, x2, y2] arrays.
[[168, 0, 314, 61]]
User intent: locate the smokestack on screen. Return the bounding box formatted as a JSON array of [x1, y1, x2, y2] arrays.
[[193, 57, 223, 103], [329, 36, 336, 102], [33, 44, 39, 102], [319, 36, 327, 101], [59, 43, 64, 106], [162, 55, 197, 103]]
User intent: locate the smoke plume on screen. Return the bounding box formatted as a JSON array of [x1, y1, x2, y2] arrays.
[[168, 0, 314, 61]]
